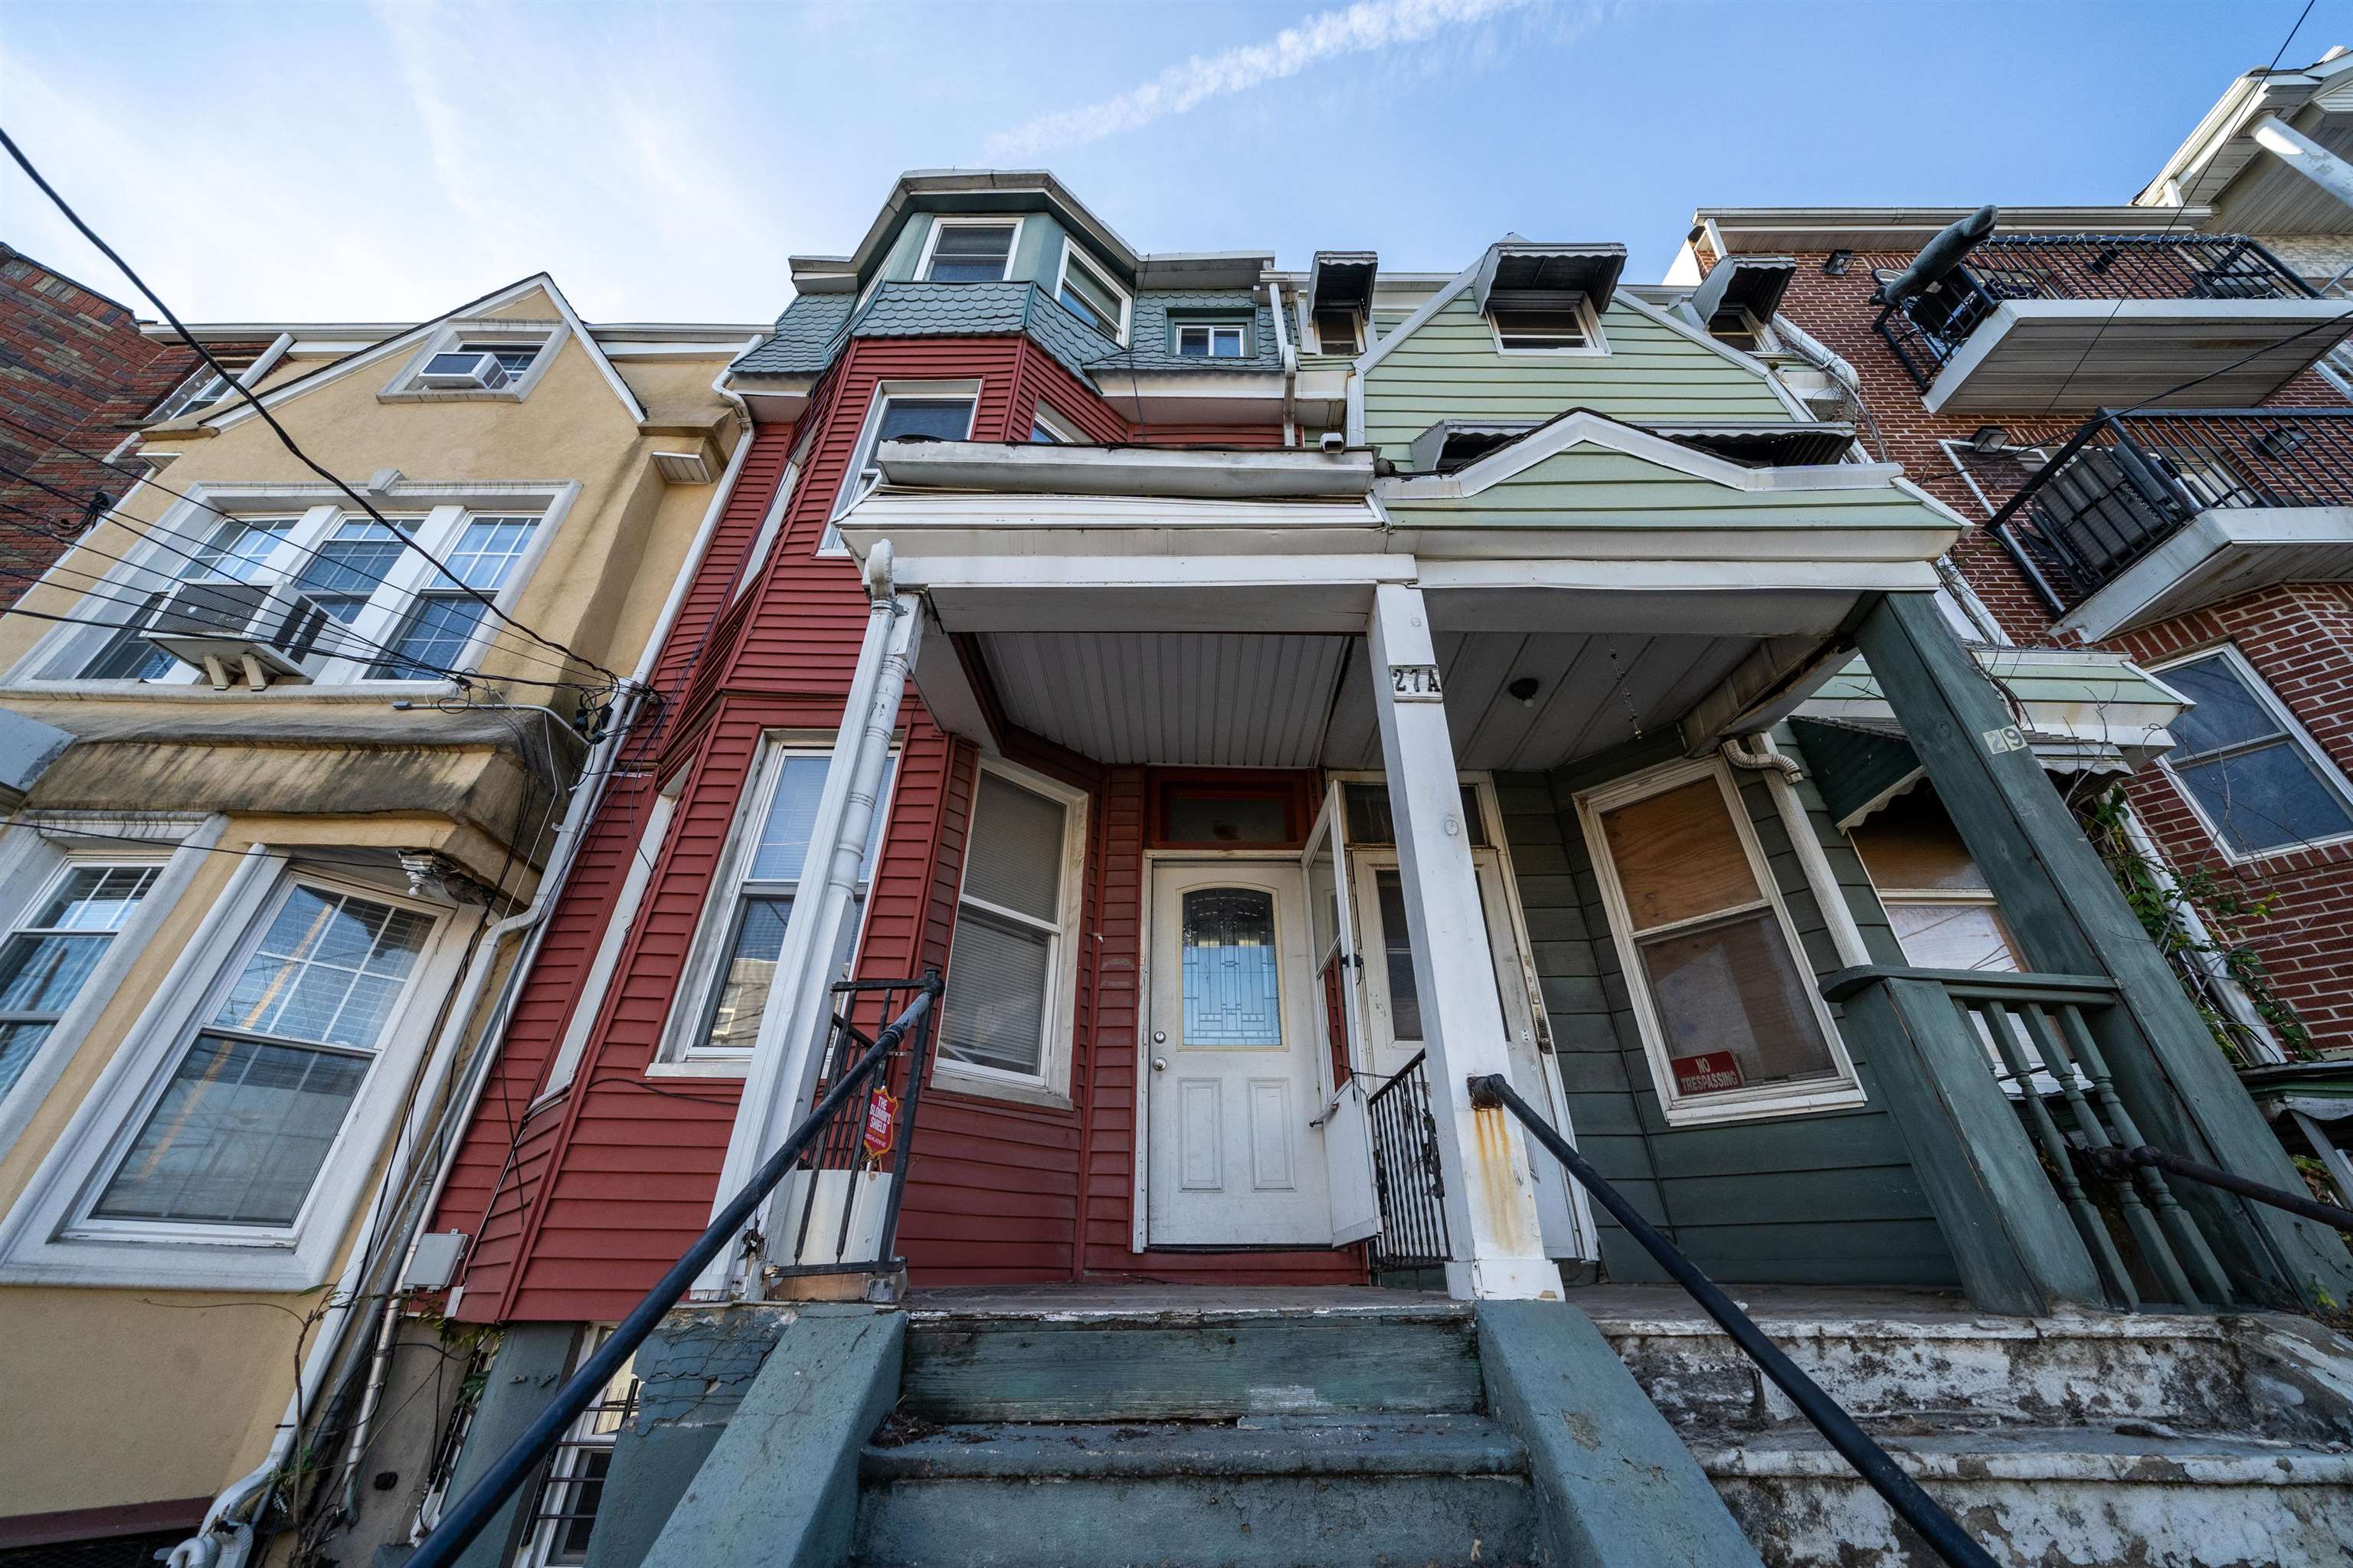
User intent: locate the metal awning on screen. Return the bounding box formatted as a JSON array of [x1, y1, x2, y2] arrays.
[[1686, 254, 1798, 326], [1307, 250, 1379, 319], [1473, 242, 1628, 314]]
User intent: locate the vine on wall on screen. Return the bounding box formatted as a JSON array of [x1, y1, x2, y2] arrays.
[[2081, 784, 2314, 1066]]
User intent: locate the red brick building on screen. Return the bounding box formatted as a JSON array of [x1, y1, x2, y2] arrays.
[[0, 244, 268, 607]]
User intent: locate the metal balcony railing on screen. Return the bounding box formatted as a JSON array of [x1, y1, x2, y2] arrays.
[[1985, 408, 2353, 612], [1876, 234, 2316, 391], [1364, 1050, 1450, 1273]]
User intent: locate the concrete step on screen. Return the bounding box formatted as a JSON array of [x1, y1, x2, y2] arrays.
[[1699, 1426, 2353, 1568], [899, 1300, 1483, 1422], [1586, 1294, 2353, 1445], [851, 1415, 1540, 1568]]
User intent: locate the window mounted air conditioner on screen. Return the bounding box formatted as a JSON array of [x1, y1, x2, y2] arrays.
[[417, 351, 511, 391], [142, 580, 333, 690]]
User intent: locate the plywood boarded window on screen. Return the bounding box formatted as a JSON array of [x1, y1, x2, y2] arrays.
[[1850, 789, 2021, 974], [1582, 763, 1860, 1122]]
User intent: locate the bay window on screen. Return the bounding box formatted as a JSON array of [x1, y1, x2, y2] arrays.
[[1581, 761, 1861, 1123], [938, 764, 1085, 1098], [0, 864, 161, 1103], [920, 219, 1019, 283]]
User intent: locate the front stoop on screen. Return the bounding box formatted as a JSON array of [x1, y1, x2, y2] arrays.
[[1586, 1289, 2353, 1567]]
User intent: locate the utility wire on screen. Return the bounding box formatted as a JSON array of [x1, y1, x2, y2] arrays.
[[0, 123, 627, 691], [0, 461, 600, 687]]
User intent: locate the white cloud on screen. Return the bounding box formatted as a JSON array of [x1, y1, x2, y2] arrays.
[[986, 0, 1544, 159]]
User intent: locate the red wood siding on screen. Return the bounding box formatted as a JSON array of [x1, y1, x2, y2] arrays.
[[440, 332, 1351, 1322]]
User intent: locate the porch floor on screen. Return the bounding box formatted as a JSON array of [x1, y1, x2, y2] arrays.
[[902, 1280, 2001, 1325]]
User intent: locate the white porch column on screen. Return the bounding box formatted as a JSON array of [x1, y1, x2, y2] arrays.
[[2252, 115, 2353, 215], [695, 545, 923, 1298], [1368, 582, 1562, 1301]]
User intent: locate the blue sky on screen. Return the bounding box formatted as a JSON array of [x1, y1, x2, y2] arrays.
[[0, 1, 2335, 326]]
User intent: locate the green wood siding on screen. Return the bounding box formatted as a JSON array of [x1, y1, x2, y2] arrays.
[[1383, 447, 1947, 534], [1363, 295, 1793, 463], [1497, 729, 1961, 1291]]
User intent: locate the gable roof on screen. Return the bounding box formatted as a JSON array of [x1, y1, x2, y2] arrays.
[[197, 273, 646, 428]]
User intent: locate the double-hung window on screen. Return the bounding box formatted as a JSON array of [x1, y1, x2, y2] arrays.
[[1055, 245, 1130, 342], [827, 383, 978, 547], [515, 1326, 639, 1567], [36, 492, 557, 689], [1581, 761, 1860, 1123], [921, 220, 1019, 283], [1174, 321, 1248, 358], [1850, 791, 2021, 974], [682, 748, 895, 1062], [1311, 307, 1363, 355], [151, 368, 235, 422], [392, 326, 557, 398], [81, 879, 437, 1233], [938, 764, 1084, 1095], [1489, 300, 1598, 352], [0, 864, 161, 1102], [1029, 405, 1080, 444], [2155, 646, 2353, 858]]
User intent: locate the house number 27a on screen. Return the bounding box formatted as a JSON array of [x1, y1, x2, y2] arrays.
[[1389, 663, 1445, 702]]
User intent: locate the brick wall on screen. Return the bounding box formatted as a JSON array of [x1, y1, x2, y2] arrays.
[[0, 246, 245, 611], [1708, 238, 2353, 1053]]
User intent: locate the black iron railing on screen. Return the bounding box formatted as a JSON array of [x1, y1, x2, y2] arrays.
[[1823, 967, 2237, 1312], [1985, 408, 2353, 612], [2082, 1143, 2353, 1232], [405, 971, 942, 1568], [1364, 1050, 1451, 1272], [765, 974, 941, 1280], [1469, 1072, 1998, 1568], [1875, 234, 2315, 390]]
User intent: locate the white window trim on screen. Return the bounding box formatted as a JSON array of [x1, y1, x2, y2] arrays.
[[1706, 306, 1779, 356], [733, 424, 817, 603], [538, 785, 681, 1103], [1485, 294, 1609, 358], [1028, 404, 1082, 444], [1053, 242, 1131, 345], [1576, 757, 1865, 1126], [2148, 642, 2353, 865], [823, 380, 981, 552], [650, 733, 901, 1075], [915, 215, 1026, 284], [0, 848, 477, 1288], [5, 477, 580, 692], [380, 318, 568, 404], [931, 757, 1087, 1109], [1172, 320, 1252, 360], [0, 813, 223, 1159], [1307, 306, 1365, 356]]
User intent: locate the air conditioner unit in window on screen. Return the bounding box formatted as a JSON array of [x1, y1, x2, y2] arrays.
[[142, 581, 333, 690], [417, 351, 510, 391]]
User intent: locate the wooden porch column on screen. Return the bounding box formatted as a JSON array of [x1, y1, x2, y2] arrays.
[[1369, 583, 1562, 1301], [695, 552, 923, 1298], [1852, 591, 2353, 1308]]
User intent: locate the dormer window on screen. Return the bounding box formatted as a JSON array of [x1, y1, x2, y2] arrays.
[[388, 322, 558, 401], [1706, 307, 1775, 355], [151, 368, 235, 422], [1488, 301, 1597, 353], [921, 219, 1019, 283], [1055, 245, 1131, 342], [1175, 321, 1248, 358], [1311, 308, 1363, 355]]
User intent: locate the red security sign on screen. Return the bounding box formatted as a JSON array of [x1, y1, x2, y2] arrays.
[[1670, 1052, 1745, 1097], [862, 1086, 898, 1158]]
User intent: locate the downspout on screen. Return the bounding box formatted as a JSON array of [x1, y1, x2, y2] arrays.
[[1721, 732, 1804, 782], [167, 427, 755, 1568], [1265, 277, 1298, 447]]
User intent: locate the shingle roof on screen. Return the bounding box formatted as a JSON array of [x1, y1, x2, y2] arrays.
[[1108, 292, 1281, 373], [731, 294, 854, 375]]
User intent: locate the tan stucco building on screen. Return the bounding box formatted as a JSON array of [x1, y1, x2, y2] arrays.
[[0, 278, 757, 1562]]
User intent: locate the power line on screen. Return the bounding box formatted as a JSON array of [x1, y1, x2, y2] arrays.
[[0, 123, 627, 692], [2044, 0, 2319, 414], [0, 460, 600, 688], [0, 404, 611, 685]]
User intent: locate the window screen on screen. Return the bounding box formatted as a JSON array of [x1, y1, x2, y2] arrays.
[[925, 224, 1016, 282]]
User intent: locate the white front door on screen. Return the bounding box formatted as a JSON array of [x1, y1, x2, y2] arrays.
[[1146, 860, 1332, 1246]]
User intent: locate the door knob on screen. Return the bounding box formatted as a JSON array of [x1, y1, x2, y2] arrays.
[[1152, 1056, 1168, 1072]]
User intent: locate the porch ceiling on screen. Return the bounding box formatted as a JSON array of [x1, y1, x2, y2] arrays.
[[970, 628, 1759, 772]]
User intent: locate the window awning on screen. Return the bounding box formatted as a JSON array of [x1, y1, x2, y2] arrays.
[[1307, 250, 1378, 320], [1686, 254, 1798, 327], [1795, 647, 2190, 828], [1473, 242, 1628, 314]]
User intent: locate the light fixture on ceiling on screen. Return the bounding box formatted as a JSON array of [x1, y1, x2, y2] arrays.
[[1508, 676, 1541, 709], [1968, 424, 2009, 454]]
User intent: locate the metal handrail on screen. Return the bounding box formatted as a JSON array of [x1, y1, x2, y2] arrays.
[[406, 971, 944, 1568], [1468, 1072, 1998, 1568], [2083, 1142, 2353, 1232]]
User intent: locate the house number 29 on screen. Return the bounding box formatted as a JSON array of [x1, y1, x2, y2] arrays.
[[1389, 663, 1445, 702]]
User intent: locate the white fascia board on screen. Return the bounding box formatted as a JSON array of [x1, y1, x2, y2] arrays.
[[1919, 297, 2353, 414], [1608, 290, 1812, 419], [1354, 250, 1489, 375], [872, 439, 1374, 498], [1377, 409, 1913, 499], [1392, 526, 1955, 568], [2057, 505, 2353, 641]]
